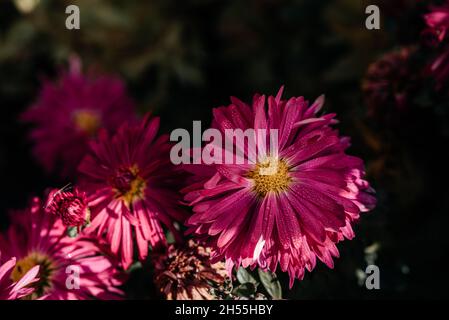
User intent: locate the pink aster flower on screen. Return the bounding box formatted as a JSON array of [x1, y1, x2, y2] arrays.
[[78, 115, 187, 269], [21, 57, 137, 177], [182, 87, 376, 287], [0, 255, 40, 300], [0, 197, 125, 300]]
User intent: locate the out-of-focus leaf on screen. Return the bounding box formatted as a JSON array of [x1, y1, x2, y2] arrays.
[[80, 3, 131, 28], [0, 20, 35, 60], [173, 61, 203, 85]]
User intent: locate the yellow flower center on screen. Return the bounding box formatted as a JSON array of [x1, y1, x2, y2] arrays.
[[247, 157, 292, 196], [73, 110, 101, 136], [110, 165, 146, 205], [11, 252, 54, 299]]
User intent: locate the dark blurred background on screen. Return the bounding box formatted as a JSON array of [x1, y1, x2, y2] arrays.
[[1, 0, 448, 299]]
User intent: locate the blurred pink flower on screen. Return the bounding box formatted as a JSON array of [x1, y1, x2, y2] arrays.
[[0, 197, 125, 300], [423, 1, 449, 88], [182, 88, 376, 287], [423, 2, 449, 45], [428, 49, 449, 88], [362, 47, 416, 118], [78, 115, 187, 269], [22, 57, 137, 177], [0, 256, 40, 300]]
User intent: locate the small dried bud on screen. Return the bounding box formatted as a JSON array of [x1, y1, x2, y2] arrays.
[[44, 187, 90, 228]]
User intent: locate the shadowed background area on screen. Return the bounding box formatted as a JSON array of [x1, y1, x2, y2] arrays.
[[1, 0, 448, 299]]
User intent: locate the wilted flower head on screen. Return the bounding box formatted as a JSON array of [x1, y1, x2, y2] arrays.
[[362, 47, 416, 118], [78, 115, 187, 269], [44, 186, 90, 229], [183, 88, 376, 287], [0, 197, 125, 299], [0, 255, 40, 300], [153, 240, 228, 300], [21, 57, 137, 177]]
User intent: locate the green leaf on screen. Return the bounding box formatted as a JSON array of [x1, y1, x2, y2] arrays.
[[236, 267, 258, 285], [232, 283, 257, 297], [258, 269, 282, 299]]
